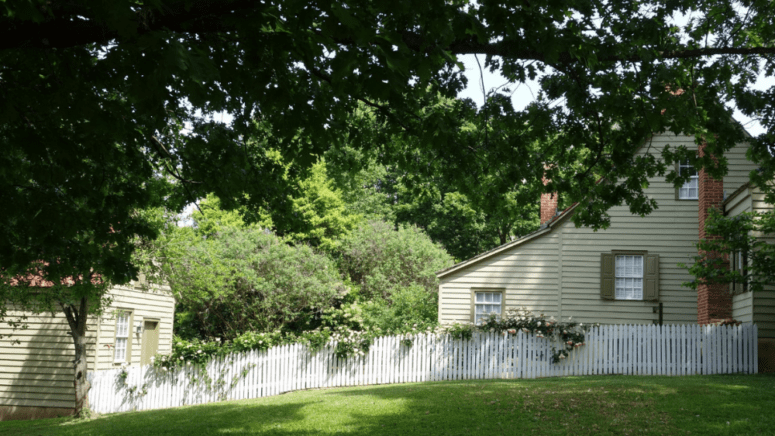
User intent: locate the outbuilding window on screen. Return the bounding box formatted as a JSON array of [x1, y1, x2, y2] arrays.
[[601, 252, 659, 301], [114, 311, 131, 363]]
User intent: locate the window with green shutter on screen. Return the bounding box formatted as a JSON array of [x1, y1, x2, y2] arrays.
[[601, 252, 659, 301]]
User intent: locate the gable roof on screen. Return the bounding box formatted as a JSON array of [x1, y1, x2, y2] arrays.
[[435, 203, 578, 278]]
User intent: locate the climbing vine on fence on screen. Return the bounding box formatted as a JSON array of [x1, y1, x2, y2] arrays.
[[474, 307, 597, 363], [153, 308, 596, 370]]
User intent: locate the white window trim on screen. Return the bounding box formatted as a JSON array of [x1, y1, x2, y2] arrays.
[[615, 255, 644, 300], [678, 160, 699, 200], [114, 311, 130, 363], [472, 290, 503, 325]]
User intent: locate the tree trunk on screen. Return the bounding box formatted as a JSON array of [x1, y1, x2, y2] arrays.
[[62, 297, 91, 417]]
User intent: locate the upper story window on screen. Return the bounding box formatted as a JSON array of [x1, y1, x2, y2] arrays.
[[678, 160, 698, 200]]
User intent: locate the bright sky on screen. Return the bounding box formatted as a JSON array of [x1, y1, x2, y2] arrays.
[[455, 54, 771, 137]]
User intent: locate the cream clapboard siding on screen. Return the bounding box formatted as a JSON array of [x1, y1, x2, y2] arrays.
[[727, 187, 755, 323], [751, 188, 775, 338], [93, 285, 175, 371], [439, 133, 757, 326], [439, 231, 560, 324], [559, 134, 700, 325], [0, 310, 97, 409], [0, 285, 174, 411], [723, 134, 759, 194]]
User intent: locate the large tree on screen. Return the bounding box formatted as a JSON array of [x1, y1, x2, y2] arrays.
[[2, 0, 775, 414]]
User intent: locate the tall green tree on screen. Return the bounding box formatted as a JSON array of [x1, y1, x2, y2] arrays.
[[3, 0, 775, 414], [282, 161, 361, 251]]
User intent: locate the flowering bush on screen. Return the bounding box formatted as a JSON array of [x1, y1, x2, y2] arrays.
[[153, 308, 598, 369], [446, 307, 598, 364]]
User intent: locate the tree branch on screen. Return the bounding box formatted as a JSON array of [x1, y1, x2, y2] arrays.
[[3, 3, 775, 67]]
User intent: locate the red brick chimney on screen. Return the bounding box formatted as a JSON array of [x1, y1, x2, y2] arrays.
[[697, 143, 731, 324], [540, 174, 558, 226]]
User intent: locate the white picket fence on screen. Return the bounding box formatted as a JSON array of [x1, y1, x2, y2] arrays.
[[89, 323, 758, 414]]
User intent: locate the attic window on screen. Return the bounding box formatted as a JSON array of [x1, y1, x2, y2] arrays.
[[678, 160, 698, 200]]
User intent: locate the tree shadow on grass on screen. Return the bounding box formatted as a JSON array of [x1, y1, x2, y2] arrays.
[[7, 375, 775, 436]]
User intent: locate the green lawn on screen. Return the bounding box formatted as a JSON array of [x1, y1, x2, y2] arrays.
[[3, 375, 774, 436]]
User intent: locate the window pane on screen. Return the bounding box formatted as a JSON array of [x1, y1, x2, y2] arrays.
[[614, 255, 643, 300], [476, 293, 484, 303], [115, 338, 126, 362]]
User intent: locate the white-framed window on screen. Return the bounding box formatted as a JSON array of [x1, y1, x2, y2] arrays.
[[474, 291, 502, 325], [615, 255, 643, 300], [732, 249, 748, 293], [678, 160, 698, 199], [114, 311, 130, 362]]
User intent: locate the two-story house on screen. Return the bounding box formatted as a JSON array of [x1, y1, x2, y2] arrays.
[[436, 132, 774, 368]]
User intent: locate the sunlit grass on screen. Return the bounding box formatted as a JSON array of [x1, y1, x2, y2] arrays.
[[2, 374, 774, 436]]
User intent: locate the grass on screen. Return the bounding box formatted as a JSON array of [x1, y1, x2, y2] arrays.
[[3, 375, 775, 435]]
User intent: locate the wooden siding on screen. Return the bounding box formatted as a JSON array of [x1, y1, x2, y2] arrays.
[[93, 285, 175, 371], [439, 133, 758, 326], [751, 189, 775, 338], [439, 232, 560, 324], [728, 186, 754, 323], [0, 311, 97, 409], [0, 285, 174, 411], [724, 137, 759, 194]]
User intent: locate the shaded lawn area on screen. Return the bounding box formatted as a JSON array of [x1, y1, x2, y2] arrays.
[[3, 375, 774, 436]]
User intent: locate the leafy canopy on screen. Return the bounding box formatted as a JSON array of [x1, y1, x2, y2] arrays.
[[3, 0, 775, 288]]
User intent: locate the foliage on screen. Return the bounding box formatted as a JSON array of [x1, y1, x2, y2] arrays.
[[335, 221, 454, 301], [360, 285, 439, 333], [320, 284, 439, 335], [192, 194, 270, 238], [684, 207, 775, 293], [282, 161, 362, 251], [327, 101, 542, 261], [160, 227, 346, 340], [5, 0, 774, 289]]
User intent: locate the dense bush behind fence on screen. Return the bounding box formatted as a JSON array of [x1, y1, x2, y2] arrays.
[[89, 323, 758, 414]]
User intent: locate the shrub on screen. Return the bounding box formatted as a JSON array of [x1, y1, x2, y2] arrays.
[[335, 220, 453, 301], [166, 227, 345, 340]]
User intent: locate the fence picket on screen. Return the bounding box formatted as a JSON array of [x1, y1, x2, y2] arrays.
[[89, 324, 759, 414]]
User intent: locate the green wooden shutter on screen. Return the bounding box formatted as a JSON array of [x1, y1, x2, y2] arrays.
[[643, 254, 660, 301], [600, 253, 615, 300]]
